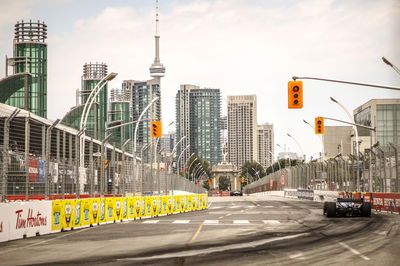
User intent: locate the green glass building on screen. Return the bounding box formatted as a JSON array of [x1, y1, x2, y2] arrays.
[[5, 20, 47, 118], [61, 63, 108, 141]]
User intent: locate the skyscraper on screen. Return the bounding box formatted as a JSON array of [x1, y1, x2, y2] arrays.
[[176, 85, 221, 170], [257, 124, 274, 168], [125, 79, 161, 151], [227, 95, 258, 167], [129, 0, 165, 156], [5, 20, 47, 118]]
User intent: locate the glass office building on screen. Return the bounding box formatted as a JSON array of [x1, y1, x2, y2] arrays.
[[5, 20, 47, 118]]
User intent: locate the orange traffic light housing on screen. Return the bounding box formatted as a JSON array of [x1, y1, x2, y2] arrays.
[[241, 177, 245, 183], [315, 117, 325, 134], [288, 81, 303, 108], [151, 121, 162, 137]]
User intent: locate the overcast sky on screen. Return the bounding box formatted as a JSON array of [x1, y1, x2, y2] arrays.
[[0, 0, 399, 160]]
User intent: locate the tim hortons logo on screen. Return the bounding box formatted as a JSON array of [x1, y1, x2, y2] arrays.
[[15, 209, 47, 229]]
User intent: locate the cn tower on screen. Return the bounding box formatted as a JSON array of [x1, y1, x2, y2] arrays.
[[149, 0, 166, 79]]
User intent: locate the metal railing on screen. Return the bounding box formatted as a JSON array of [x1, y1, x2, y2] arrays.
[[244, 144, 399, 194]]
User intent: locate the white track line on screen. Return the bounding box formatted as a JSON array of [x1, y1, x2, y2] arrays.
[[233, 220, 250, 224], [142, 220, 160, 224], [338, 241, 370, 261], [203, 220, 219, 224], [172, 220, 190, 224]]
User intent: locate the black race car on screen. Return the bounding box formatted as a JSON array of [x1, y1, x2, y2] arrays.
[[230, 191, 243, 196], [323, 198, 371, 217]]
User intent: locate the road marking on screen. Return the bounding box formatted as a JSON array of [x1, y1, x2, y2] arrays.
[[210, 206, 222, 209], [247, 206, 256, 208], [142, 220, 160, 224], [233, 220, 250, 224], [218, 216, 224, 219], [263, 220, 281, 224], [338, 241, 370, 261], [229, 206, 241, 209], [118, 233, 310, 261], [173, 220, 190, 224], [282, 206, 291, 208], [0, 227, 93, 255], [264, 206, 273, 208], [203, 220, 219, 224], [374, 231, 388, 236], [226, 213, 232, 217], [188, 224, 203, 244]]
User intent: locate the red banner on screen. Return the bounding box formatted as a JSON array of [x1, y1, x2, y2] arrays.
[[28, 159, 38, 182]]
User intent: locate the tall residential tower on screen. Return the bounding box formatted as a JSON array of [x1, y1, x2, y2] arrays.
[[227, 95, 258, 167], [176, 85, 221, 171]]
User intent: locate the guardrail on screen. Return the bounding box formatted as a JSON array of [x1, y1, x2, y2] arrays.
[[0, 194, 208, 242]]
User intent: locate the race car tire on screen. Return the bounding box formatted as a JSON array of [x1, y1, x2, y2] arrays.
[[361, 202, 372, 217], [326, 202, 336, 217]]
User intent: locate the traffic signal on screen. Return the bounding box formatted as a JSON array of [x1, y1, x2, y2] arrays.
[[241, 177, 245, 183], [104, 160, 108, 169], [315, 117, 325, 134], [151, 121, 162, 137], [288, 81, 303, 108]]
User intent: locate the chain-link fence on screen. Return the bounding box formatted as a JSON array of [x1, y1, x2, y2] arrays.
[[244, 144, 400, 194], [0, 106, 206, 202]]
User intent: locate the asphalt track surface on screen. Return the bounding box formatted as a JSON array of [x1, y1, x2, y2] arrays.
[[0, 195, 399, 266]]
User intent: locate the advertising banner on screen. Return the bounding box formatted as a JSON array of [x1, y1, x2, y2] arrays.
[[120, 197, 129, 221], [8, 201, 51, 240], [186, 195, 192, 212], [51, 200, 63, 231], [90, 198, 100, 225], [62, 200, 73, 230], [28, 159, 38, 182], [370, 193, 400, 213], [98, 198, 107, 224], [0, 204, 10, 242], [144, 197, 152, 217], [38, 160, 46, 182], [297, 189, 314, 201], [114, 198, 122, 221], [161, 196, 168, 215], [128, 197, 135, 220], [71, 199, 82, 229], [106, 198, 115, 223], [50, 162, 58, 183], [80, 199, 91, 227]]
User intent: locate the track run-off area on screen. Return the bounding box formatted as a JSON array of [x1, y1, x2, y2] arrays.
[[0, 195, 399, 266]]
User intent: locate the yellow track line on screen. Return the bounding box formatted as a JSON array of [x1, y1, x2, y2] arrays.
[[188, 224, 204, 245]]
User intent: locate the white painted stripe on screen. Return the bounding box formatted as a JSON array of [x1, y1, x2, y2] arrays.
[[338, 242, 370, 261], [247, 206, 256, 208], [173, 220, 190, 224], [229, 206, 241, 209], [264, 206, 273, 208], [226, 213, 232, 217], [204, 220, 219, 224], [263, 220, 281, 225], [289, 252, 305, 260], [282, 206, 291, 208], [233, 220, 250, 224], [142, 220, 160, 224], [210, 206, 222, 209]]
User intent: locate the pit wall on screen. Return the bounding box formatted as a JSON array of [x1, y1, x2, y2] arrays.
[[250, 189, 400, 214], [0, 194, 208, 243]]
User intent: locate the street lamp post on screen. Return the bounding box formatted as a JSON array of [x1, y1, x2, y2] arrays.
[[168, 136, 186, 174], [176, 144, 190, 176], [303, 119, 325, 161], [287, 133, 304, 162], [330, 97, 361, 191], [382, 56, 400, 75]]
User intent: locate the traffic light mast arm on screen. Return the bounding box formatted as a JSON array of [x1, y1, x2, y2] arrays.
[[292, 76, 400, 91], [321, 116, 376, 131], [106, 118, 153, 131]]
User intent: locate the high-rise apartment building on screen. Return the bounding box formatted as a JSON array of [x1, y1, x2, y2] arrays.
[[124, 79, 161, 152], [257, 124, 274, 168], [5, 20, 47, 118], [227, 95, 258, 167], [175, 85, 221, 170]]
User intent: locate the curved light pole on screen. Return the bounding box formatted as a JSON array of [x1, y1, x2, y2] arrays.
[[287, 133, 304, 162], [176, 144, 190, 175], [169, 136, 186, 173], [79, 72, 117, 166], [330, 97, 360, 191], [382, 56, 400, 75], [303, 119, 325, 161], [190, 163, 202, 181], [187, 156, 199, 180], [193, 167, 205, 183], [269, 151, 281, 172]]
